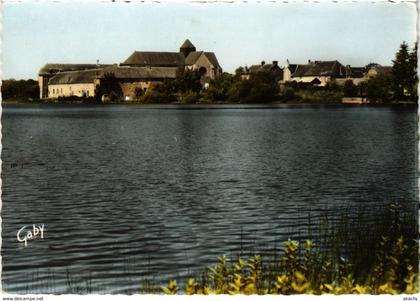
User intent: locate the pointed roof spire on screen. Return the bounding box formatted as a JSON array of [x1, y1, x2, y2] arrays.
[[180, 39, 195, 49]]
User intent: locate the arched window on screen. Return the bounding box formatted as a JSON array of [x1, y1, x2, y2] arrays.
[[198, 66, 207, 76]]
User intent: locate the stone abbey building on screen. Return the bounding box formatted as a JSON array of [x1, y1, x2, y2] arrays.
[[38, 40, 222, 100]]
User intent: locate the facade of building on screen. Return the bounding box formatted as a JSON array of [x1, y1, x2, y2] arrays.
[[366, 65, 393, 78], [281, 60, 373, 86], [39, 40, 222, 100], [38, 64, 110, 99]]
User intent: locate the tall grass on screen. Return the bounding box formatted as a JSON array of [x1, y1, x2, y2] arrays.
[[162, 203, 418, 295]]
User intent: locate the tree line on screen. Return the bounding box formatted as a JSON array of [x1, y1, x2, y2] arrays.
[[1, 79, 39, 101], [2, 41, 417, 104]]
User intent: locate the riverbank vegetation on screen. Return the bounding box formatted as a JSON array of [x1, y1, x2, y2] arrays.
[[161, 203, 418, 295], [1, 79, 39, 102]]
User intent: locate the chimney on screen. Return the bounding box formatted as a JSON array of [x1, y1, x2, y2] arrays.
[[261, 60, 265, 66], [273, 61, 278, 66]]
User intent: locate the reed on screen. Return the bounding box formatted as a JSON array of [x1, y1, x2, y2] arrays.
[[162, 203, 418, 295]]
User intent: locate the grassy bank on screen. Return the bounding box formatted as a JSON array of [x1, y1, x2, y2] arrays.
[[161, 204, 418, 295]]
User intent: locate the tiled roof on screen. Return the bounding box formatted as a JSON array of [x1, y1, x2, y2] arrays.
[[48, 69, 101, 84], [248, 64, 279, 73], [121, 51, 185, 67], [185, 51, 203, 65], [39, 64, 111, 76], [48, 66, 178, 85], [292, 61, 346, 78]]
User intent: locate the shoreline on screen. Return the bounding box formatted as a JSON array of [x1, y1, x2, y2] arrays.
[[2, 100, 417, 108]]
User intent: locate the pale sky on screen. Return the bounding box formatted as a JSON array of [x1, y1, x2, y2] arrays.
[[2, 1, 417, 80]]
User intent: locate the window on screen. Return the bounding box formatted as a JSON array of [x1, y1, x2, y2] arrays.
[[61, 88, 63, 94], [53, 89, 55, 94], [87, 90, 89, 97]]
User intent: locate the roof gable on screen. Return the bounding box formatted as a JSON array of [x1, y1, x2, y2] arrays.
[[185, 51, 221, 69], [203, 52, 221, 69], [292, 61, 345, 77], [185, 51, 203, 65]]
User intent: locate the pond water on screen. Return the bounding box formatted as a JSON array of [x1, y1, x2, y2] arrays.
[[1, 104, 418, 293]]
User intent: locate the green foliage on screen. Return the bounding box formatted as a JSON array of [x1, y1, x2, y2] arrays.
[[161, 204, 418, 295], [392, 41, 418, 101], [141, 83, 177, 103], [295, 89, 343, 103], [175, 68, 202, 94], [161, 280, 178, 295], [343, 80, 358, 97], [162, 237, 417, 295], [281, 87, 298, 101], [177, 90, 199, 104], [227, 72, 280, 103], [134, 87, 144, 98], [204, 72, 236, 102], [95, 72, 123, 102], [365, 74, 393, 103], [2, 79, 40, 101]]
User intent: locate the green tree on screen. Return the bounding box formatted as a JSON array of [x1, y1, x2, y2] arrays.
[[234, 67, 245, 78], [408, 42, 418, 101], [366, 74, 392, 104], [2, 79, 40, 101], [204, 72, 236, 102], [343, 80, 358, 97], [229, 72, 279, 103], [95, 72, 123, 101], [174, 68, 202, 94], [392, 41, 414, 101]]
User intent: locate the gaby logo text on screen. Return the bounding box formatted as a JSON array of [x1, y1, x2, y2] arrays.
[[17, 224, 45, 247]]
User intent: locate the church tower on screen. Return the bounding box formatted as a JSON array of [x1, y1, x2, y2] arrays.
[[180, 39, 196, 58]]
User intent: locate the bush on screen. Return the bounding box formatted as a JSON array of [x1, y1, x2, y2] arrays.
[[177, 90, 199, 104], [95, 73, 123, 102], [227, 72, 279, 103], [281, 88, 298, 101], [365, 75, 393, 104], [203, 73, 236, 102], [141, 83, 177, 103], [343, 80, 358, 97]]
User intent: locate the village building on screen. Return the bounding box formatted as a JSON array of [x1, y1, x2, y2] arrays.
[[281, 60, 371, 86], [288, 60, 348, 86], [47, 66, 179, 99], [39, 39, 222, 100], [38, 63, 111, 99], [365, 65, 393, 78], [282, 61, 299, 82], [242, 61, 283, 82]]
